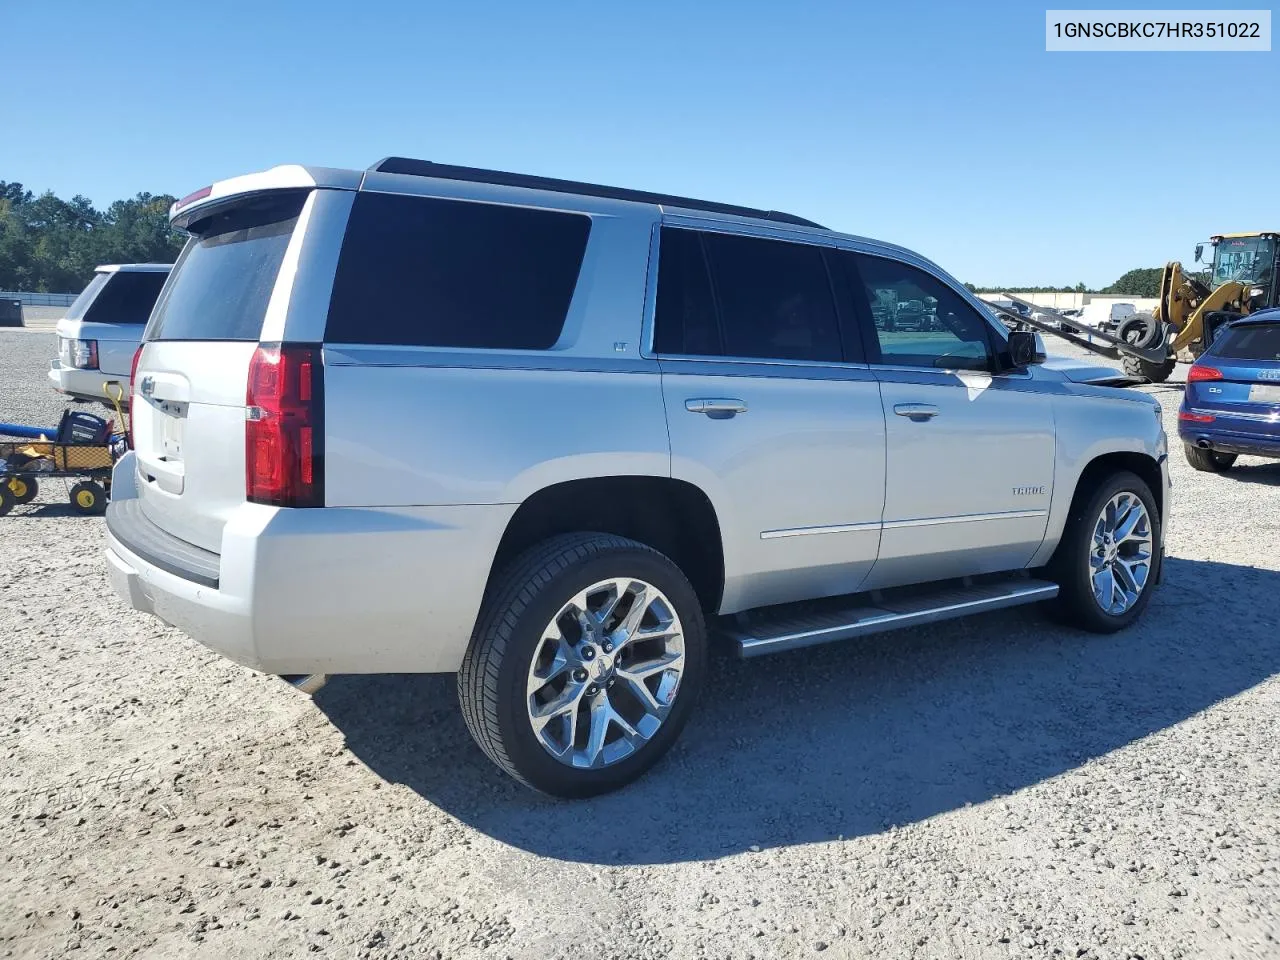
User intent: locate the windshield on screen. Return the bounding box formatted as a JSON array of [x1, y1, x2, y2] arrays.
[[1211, 236, 1276, 288]]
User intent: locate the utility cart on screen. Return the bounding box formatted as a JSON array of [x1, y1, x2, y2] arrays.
[[0, 408, 125, 516]]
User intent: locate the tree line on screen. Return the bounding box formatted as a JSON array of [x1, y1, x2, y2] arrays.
[[0, 181, 184, 293], [967, 267, 1164, 299], [1, 180, 1170, 299]]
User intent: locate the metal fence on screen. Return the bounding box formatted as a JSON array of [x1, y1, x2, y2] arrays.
[[0, 291, 78, 307]]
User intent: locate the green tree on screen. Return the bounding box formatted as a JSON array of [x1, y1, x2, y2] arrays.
[[0, 182, 184, 292], [1103, 268, 1162, 298]]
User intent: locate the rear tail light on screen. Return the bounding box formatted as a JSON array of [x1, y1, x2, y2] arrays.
[[1187, 364, 1223, 382], [63, 338, 99, 370], [1179, 410, 1216, 423], [128, 344, 143, 448], [245, 342, 324, 508]]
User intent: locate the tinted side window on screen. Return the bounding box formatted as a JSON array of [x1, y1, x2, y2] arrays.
[[325, 193, 590, 349], [845, 254, 994, 371], [702, 232, 842, 363], [1213, 322, 1280, 361], [653, 228, 720, 355], [83, 271, 169, 325]]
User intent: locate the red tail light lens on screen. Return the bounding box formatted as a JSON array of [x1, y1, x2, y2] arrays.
[[127, 344, 143, 449], [174, 185, 213, 211], [1187, 364, 1223, 382], [245, 343, 324, 507], [1179, 410, 1216, 423]]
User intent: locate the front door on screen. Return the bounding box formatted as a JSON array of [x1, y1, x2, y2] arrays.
[[835, 250, 1055, 589]]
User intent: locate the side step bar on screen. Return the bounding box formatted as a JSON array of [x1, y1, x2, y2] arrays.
[[726, 577, 1059, 658]]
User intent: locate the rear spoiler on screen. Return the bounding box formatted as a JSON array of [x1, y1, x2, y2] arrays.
[[169, 165, 362, 229], [980, 293, 1169, 366]]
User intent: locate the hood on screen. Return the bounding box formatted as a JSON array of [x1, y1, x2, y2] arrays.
[[1041, 355, 1146, 388]]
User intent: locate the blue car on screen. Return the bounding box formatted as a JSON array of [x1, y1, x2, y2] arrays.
[[1178, 308, 1280, 471]]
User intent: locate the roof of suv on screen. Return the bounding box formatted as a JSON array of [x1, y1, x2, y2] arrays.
[[95, 263, 173, 274], [367, 157, 826, 230]]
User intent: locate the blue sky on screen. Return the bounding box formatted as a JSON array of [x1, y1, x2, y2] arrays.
[[5, 0, 1277, 288]]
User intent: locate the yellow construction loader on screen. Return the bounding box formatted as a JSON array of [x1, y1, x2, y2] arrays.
[[1113, 231, 1279, 381], [987, 232, 1279, 383]]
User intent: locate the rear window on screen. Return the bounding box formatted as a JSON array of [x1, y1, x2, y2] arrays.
[[65, 273, 110, 320], [148, 191, 307, 341], [324, 192, 591, 349], [1214, 322, 1280, 362], [79, 271, 168, 325]]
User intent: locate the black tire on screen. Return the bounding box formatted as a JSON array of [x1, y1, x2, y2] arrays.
[[1117, 315, 1176, 383], [0, 483, 11, 517], [1116, 314, 1159, 349], [1183, 443, 1237, 473], [458, 532, 707, 798], [69, 480, 107, 515], [1048, 470, 1161, 634], [6, 475, 37, 505], [1122, 352, 1177, 383]]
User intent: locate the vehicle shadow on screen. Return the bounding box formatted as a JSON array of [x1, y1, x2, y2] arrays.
[[314, 557, 1280, 865], [1225, 461, 1280, 486]]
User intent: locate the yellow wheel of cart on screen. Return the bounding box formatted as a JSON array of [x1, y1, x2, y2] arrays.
[[69, 480, 107, 516], [7, 475, 37, 505]]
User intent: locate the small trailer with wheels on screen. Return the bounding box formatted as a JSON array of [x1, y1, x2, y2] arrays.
[[0, 409, 124, 517]]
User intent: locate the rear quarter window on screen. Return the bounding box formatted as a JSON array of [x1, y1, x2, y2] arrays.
[[148, 191, 307, 342], [1214, 322, 1280, 362], [324, 192, 591, 350], [82, 271, 169, 325]]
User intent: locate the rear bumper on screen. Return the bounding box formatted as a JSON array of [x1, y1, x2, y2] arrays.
[[48, 363, 129, 405], [1178, 416, 1280, 460], [104, 457, 517, 673]]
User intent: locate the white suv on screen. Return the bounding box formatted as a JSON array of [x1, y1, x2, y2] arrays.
[[50, 264, 171, 405], [106, 160, 1169, 796]]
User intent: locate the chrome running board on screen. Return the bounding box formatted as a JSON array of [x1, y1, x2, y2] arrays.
[[726, 577, 1059, 658]]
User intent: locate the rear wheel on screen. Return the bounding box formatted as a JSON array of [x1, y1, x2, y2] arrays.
[[1049, 471, 1160, 633], [458, 533, 707, 797], [6, 476, 37, 505], [69, 480, 107, 515], [0, 483, 11, 517], [1183, 443, 1237, 472]]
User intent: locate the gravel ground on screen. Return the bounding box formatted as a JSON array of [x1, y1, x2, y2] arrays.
[[2, 330, 1278, 960]]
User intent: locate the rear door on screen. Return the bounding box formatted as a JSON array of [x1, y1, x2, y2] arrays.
[[654, 225, 886, 614], [132, 191, 312, 552], [836, 250, 1056, 590]]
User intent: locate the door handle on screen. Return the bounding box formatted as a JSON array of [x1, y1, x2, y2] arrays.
[[893, 402, 939, 421], [685, 398, 748, 417]]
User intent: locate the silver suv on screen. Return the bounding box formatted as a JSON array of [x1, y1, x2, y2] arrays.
[[106, 159, 1170, 797]]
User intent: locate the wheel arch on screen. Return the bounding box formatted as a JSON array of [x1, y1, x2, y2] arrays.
[[486, 476, 725, 613], [1069, 450, 1165, 524]]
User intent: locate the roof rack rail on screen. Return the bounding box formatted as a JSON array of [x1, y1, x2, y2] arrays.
[[367, 157, 826, 230]]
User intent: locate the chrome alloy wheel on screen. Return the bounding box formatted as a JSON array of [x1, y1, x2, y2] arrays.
[[1088, 492, 1153, 615], [525, 577, 686, 769]]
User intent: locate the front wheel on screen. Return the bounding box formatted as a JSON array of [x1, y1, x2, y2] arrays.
[[458, 533, 707, 798], [1183, 443, 1237, 473], [1049, 471, 1160, 633]]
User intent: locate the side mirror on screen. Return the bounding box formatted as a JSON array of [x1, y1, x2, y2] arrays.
[[1194, 243, 1204, 263], [1007, 330, 1043, 368]]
